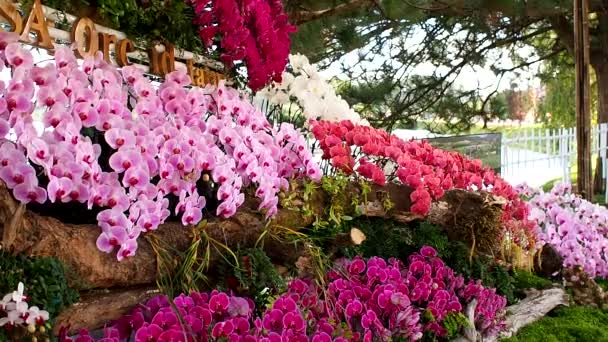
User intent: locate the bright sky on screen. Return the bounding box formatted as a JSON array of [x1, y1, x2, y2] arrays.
[[319, 27, 542, 96]]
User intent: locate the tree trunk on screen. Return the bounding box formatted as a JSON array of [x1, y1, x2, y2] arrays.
[[593, 62, 608, 194], [54, 287, 160, 335]]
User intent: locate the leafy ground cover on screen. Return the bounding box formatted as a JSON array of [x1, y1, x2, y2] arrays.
[[503, 307, 608, 342]]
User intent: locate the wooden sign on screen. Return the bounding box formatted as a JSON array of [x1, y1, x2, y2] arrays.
[[0, 0, 225, 87]]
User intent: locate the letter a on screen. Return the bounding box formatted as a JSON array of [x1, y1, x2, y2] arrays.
[[21, 0, 53, 49]]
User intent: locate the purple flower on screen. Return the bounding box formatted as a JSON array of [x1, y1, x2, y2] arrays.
[[209, 293, 230, 313], [211, 320, 234, 338], [151, 310, 178, 330], [228, 296, 251, 317], [282, 311, 305, 333], [134, 323, 163, 342], [420, 246, 437, 258]]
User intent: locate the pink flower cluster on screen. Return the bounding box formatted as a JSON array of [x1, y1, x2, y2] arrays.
[[519, 182, 608, 278], [62, 248, 507, 341], [191, 0, 295, 91], [310, 120, 535, 247], [0, 34, 320, 260]]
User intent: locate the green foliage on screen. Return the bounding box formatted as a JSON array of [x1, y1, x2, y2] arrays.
[[538, 68, 576, 128], [285, 0, 601, 133], [536, 54, 598, 128], [300, 176, 367, 238], [0, 251, 79, 319], [503, 306, 608, 342], [150, 233, 210, 298], [443, 312, 472, 339], [596, 278, 608, 292], [512, 270, 553, 291], [218, 248, 286, 316], [22, 0, 204, 53]]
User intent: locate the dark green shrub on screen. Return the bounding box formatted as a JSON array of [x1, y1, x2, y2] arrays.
[[218, 248, 286, 316], [0, 252, 79, 318]]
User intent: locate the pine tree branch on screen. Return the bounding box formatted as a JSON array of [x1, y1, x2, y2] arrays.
[[291, 0, 375, 25]]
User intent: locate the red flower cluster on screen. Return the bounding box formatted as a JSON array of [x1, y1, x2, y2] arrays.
[[191, 0, 295, 91], [310, 120, 532, 241]]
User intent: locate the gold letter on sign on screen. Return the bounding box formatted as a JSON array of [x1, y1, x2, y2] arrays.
[[71, 17, 98, 58], [149, 43, 175, 77], [158, 43, 175, 76], [98, 32, 117, 62], [21, 0, 52, 49], [0, 1, 23, 34], [116, 39, 134, 67]]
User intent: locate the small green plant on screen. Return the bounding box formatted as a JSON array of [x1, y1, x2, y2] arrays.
[[596, 278, 608, 292], [0, 252, 79, 319], [218, 248, 286, 316], [443, 312, 472, 339]]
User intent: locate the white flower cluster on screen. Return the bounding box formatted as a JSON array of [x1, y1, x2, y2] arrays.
[[257, 54, 368, 125], [0, 283, 49, 328]]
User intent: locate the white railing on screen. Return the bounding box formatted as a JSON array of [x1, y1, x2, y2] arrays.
[[500, 124, 608, 201]]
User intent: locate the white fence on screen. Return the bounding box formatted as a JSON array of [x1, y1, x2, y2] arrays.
[[500, 124, 608, 201]]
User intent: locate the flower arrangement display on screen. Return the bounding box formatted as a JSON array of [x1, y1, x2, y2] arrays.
[[190, 0, 296, 91], [309, 120, 536, 248], [1, 283, 49, 335], [257, 54, 368, 126], [62, 247, 507, 341], [518, 182, 608, 278], [0, 33, 320, 261]]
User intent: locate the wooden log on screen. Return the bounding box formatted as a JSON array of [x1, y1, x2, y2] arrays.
[[0, 182, 417, 289], [486, 288, 569, 342], [54, 287, 160, 335], [451, 299, 480, 342], [0, 181, 503, 290]]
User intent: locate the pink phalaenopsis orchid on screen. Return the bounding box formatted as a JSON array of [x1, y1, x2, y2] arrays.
[[0, 41, 319, 261]]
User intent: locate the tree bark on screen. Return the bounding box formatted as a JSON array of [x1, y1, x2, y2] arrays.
[[593, 62, 608, 193], [54, 287, 160, 335]]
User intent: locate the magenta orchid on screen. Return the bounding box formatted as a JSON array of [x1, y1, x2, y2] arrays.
[[190, 0, 295, 91], [62, 248, 506, 341]]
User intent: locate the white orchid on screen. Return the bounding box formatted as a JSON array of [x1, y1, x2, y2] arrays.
[[0, 282, 48, 329], [0, 293, 12, 310], [0, 310, 23, 327], [288, 54, 310, 72], [11, 282, 25, 303], [258, 53, 368, 126], [25, 306, 49, 325]]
